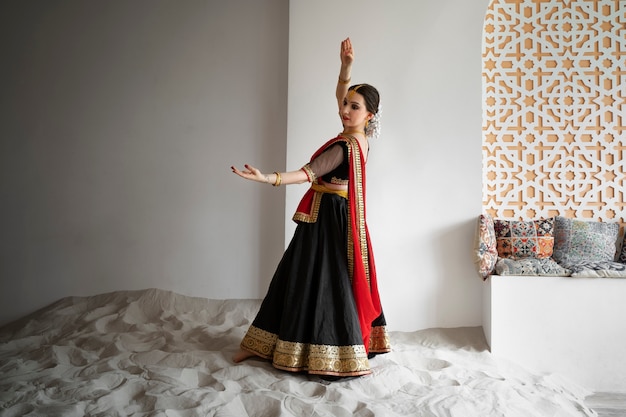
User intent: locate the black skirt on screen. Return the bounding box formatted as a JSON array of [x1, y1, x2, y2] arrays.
[[240, 193, 390, 377]]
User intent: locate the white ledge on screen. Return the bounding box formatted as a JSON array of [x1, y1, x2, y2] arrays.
[[483, 274, 626, 392]]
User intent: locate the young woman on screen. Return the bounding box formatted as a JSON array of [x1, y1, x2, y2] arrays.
[[230, 38, 390, 378]]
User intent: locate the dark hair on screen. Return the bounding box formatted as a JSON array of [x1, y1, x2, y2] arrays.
[[349, 83, 380, 114]]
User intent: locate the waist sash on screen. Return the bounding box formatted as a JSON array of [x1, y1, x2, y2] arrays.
[[312, 183, 348, 199]]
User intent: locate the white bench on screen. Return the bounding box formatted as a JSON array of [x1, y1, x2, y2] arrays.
[[483, 274, 626, 392]]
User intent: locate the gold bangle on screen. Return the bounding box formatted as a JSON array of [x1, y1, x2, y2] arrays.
[[273, 171, 282, 186], [338, 76, 351, 85]]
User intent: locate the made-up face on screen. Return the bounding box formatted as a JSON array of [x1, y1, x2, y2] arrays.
[[340, 91, 372, 131]]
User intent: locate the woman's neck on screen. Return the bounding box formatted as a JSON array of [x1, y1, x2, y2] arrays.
[[342, 129, 365, 136]]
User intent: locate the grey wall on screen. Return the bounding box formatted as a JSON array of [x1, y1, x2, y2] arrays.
[[0, 0, 288, 325], [1, 0, 489, 332]]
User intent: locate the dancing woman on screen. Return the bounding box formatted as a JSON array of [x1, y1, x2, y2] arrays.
[[231, 38, 390, 377]]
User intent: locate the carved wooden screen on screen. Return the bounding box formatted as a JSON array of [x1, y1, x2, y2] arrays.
[[482, 0, 626, 222]]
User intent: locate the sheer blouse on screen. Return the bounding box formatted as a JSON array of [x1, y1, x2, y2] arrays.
[[309, 143, 349, 184]]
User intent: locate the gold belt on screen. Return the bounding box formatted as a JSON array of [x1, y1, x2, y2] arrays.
[[311, 183, 348, 199]]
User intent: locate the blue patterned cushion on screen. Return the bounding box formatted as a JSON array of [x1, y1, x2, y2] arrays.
[[553, 216, 620, 264], [494, 258, 571, 276], [562, 260, 626, 278]]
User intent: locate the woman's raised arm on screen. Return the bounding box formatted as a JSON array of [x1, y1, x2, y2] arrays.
[[336, 38, 354, 110]]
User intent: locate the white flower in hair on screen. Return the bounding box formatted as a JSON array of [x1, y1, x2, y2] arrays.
[[366, 104, 382, 139]]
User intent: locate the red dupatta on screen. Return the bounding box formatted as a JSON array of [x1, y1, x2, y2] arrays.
[[293, 135, 382, 352]]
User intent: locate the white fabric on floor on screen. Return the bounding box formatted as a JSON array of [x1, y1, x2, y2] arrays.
[[0, 288, 596, 416]]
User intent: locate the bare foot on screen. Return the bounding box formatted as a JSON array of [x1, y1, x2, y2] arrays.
[[233, 349, 257, 363]]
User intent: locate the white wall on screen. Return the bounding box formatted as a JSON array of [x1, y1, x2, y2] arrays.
[[287, 0, 489, 331], [0, 0, 288, 325], [1, 0, 488, 332]]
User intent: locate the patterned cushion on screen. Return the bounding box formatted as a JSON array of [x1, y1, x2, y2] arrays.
[[493, 218, 554, 259], [474, 214, 498, 280], [494, 258, 571, 276], [619, 232, 626, 264], [562, 260, 626, 278], [553, 216, 620, 264]]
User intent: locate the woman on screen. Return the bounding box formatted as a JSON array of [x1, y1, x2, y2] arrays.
[[230, 38, 390, 377]]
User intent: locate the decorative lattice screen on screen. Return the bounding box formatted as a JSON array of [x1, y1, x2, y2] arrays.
[[482, 0, 626, 222]]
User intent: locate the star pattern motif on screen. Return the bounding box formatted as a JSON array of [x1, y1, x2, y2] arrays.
[[483, 0, 626, 222]]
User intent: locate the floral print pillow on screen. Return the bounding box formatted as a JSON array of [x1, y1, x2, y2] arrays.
[[474, 214, 498, 280]]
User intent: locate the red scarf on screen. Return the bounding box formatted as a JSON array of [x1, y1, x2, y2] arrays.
[[294, 135, 382, 352]]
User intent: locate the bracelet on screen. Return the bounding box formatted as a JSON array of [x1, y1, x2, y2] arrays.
[[338, 76, 351, 85], [273, 171, 282, 187]]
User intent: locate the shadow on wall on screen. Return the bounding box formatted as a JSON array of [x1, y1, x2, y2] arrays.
[[432, 218, 481, 326]]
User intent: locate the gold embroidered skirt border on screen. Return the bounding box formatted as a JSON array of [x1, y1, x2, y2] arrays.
[[240, 325, 379, 376], [369, 325, 392, 354]]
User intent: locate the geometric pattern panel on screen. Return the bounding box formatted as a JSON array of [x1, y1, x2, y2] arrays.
[[482, 0, 626, 222]]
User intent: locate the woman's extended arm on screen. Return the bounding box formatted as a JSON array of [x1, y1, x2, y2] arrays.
[[231, 164, 309, 186], [231, 144, 345, 187], [336, 38, 354, 110]]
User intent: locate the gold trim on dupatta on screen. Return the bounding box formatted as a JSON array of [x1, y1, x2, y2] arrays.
[[292, 191, 324, 223], [342, 134, 371, 286]]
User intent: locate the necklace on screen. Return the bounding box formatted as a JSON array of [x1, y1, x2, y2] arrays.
[[342, 130, 365, 136]]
